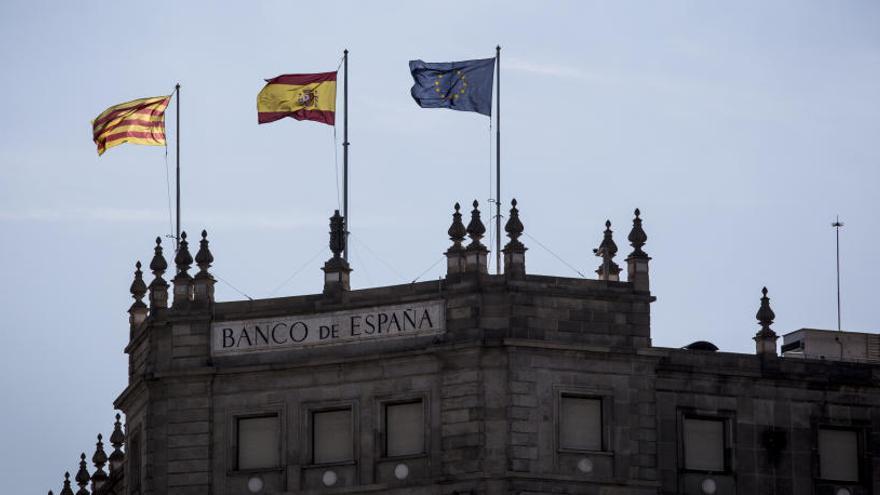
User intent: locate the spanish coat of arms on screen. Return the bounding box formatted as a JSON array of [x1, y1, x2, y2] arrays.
[[297, 89, 318, 108]]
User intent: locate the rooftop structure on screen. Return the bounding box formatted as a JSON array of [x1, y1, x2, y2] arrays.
[[782, 328, 880, 364]]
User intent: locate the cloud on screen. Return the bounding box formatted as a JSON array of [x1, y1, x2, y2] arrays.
[[505, 58, 613, 84]]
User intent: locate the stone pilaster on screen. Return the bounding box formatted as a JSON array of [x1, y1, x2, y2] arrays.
[[128, 261, 148, 328], [464, 200, 488, 274], [502, 198, 527, 278], [322, 210, 351, 293], [172, 231, 193, 308], [445, 202, 467, 276], [594, 220, 621, 281], [625, 208, 651, 292], [148, 237, 169, 311], [754, 287, 778, 357], [192, 230, 215, 305]]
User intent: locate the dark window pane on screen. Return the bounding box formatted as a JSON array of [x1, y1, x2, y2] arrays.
[[238, 416, 280, 470], [386, 401, 424, 456], [819, 429, 859, 482], [683, 418, 724, 471], [313, 409, 352, 464], [559, 397, 602, 451]]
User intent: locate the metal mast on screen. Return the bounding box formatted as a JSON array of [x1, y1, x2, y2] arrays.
[[495, 45, 501, 274], [343, 50, 350, 261], [832, 216, 844, 331]]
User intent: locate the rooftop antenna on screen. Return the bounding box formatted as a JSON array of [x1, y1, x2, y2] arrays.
[[832, 216, 844, 331]]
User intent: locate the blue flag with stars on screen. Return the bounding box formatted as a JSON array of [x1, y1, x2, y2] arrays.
[[409, 57, 495, 116]]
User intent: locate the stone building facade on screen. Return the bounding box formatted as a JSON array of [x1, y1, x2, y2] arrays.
[[51, 202, 879, 495]]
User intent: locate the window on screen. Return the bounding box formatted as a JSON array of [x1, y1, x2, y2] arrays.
[[559, 396, 602, 451], [386, 400, 424, 457], [237, 415, 280, 470], [313, 409, 353, 464], [818, 428, 859, 482], [683, 417, 726, 472]]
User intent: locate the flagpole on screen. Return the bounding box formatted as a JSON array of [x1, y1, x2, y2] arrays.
[[495, 45, 501, 275], [175, 83, 181, 251], [343, 49, 350, 262]]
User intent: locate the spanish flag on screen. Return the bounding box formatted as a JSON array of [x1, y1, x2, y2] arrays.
[[257, 72, 337, 126], [92, 95, 171, 156]]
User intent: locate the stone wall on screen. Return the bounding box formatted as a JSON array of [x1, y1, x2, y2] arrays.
[[111, 239, 878, 495]]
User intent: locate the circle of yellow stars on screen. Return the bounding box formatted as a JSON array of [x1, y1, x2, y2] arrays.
[[434, 69, 468, 101]]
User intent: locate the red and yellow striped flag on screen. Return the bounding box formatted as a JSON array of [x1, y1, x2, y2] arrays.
[[92, 95, 171, 156], [257, 72, 337, 126]]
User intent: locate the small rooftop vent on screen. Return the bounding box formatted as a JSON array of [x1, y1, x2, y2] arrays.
[[683, 341, 719, 352]]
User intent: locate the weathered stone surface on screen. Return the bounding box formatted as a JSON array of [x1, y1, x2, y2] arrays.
[[113, 271, 880, 495]]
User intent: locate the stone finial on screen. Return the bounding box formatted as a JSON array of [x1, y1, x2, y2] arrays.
[[91, 434, 109, 492], [754, 286, 779, 357], [174, 231, 193, 273], [594, 220, 621, 281], [597, 220, 618, 257], [329, 210, 345, 258], [194, 230, 214, 274], [172, 232, 194, 307], [463, 200, 489, 273], [627, 208, 648, 258], [445, 202, 467, 275], [59, 472, 74, 495], [322, 210, 351, 293], [448, 203, 467, 248], [174, 231, 193, 274], [149, 237, 168, 274], [108, 414, 125, 474], [756, 287, 775, 332], [174, 231, 193, 278], [148, 237, 169, 310], [193, 230, 216, 304], [504, 199, 524, 247], [128, 261, 148, 327], [625, 209, 652, 291], [74, 453, 90, 495], [502, 198, 527, 278], [466, 200, 486, 248]]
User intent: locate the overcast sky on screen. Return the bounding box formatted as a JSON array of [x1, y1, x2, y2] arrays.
[[1, 1, 878, 490]]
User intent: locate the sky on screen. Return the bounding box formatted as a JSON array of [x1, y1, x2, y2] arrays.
[[0, 1, 878, 491]]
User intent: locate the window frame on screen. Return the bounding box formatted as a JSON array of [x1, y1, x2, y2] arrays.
[[555, 389, 611, 454], [308, 403, 357, 467], [227, 405, 285, 475], [678, 411, 734, 474], [380, 397, 428, 459], [234, 414, 282, 471], [815, 425, 862, 483]]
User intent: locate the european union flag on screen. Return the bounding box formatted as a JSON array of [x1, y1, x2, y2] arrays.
[[409, 58, 495, 116]]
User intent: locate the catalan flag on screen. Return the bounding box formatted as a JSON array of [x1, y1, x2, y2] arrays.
[[92, 95, 171, 156], [257, 72, 337, 126]]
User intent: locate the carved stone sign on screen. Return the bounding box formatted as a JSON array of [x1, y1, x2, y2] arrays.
[[211, 300, 445, 355]]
